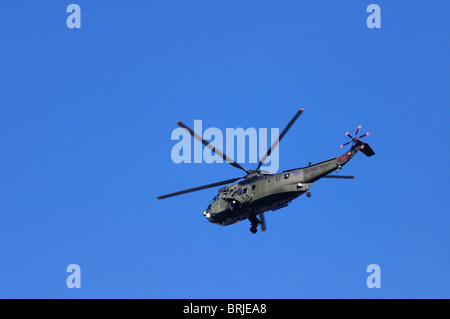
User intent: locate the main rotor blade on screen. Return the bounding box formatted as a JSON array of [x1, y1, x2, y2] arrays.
[[259, 213, 267, 232], [177, 121, 249, 174], [256, 108, 304, 171], [157, 176, 245, 200], [322, 175, 355, 179]]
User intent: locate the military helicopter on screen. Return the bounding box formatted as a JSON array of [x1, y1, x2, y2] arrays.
[[157, 109, 375, 234]]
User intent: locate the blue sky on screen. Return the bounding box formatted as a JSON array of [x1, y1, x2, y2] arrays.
[[1, 1, 449, 298]]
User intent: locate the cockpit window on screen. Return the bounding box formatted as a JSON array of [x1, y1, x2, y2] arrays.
[[212, 195, 219, 203]]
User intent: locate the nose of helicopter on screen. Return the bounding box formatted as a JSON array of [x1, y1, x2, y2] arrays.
[[203, 204, 213, 221]]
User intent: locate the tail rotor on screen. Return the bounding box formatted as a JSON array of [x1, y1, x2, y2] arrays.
[[340, 125, 371, 148]]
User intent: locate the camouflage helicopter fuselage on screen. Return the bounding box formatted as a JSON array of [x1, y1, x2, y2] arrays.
[[204, 141, 368, 226], [158, 109, 375, 233]]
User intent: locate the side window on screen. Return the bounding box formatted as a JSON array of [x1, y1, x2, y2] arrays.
[[236, 188, 242, 196], [243, 188, 247, 194], [284, 173, 290, 179], [251, 185, 256, 191]]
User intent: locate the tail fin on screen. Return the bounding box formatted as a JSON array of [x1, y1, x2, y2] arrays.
[[360, 143, 375, 157]]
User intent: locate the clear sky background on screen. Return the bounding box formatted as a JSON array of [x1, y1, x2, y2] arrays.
[[1, 1, 449, 298]]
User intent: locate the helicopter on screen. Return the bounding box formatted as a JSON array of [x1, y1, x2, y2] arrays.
[[157, 109, 375, 234]]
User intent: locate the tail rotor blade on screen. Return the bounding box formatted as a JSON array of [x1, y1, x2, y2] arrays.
[[340, 141, 352, 148], [358, 132, 370, 139], [355, 125, 362, 137]]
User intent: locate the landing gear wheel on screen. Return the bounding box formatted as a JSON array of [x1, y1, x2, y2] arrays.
[[306, 191, 311, 198], [248, 215, 260, 234]]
